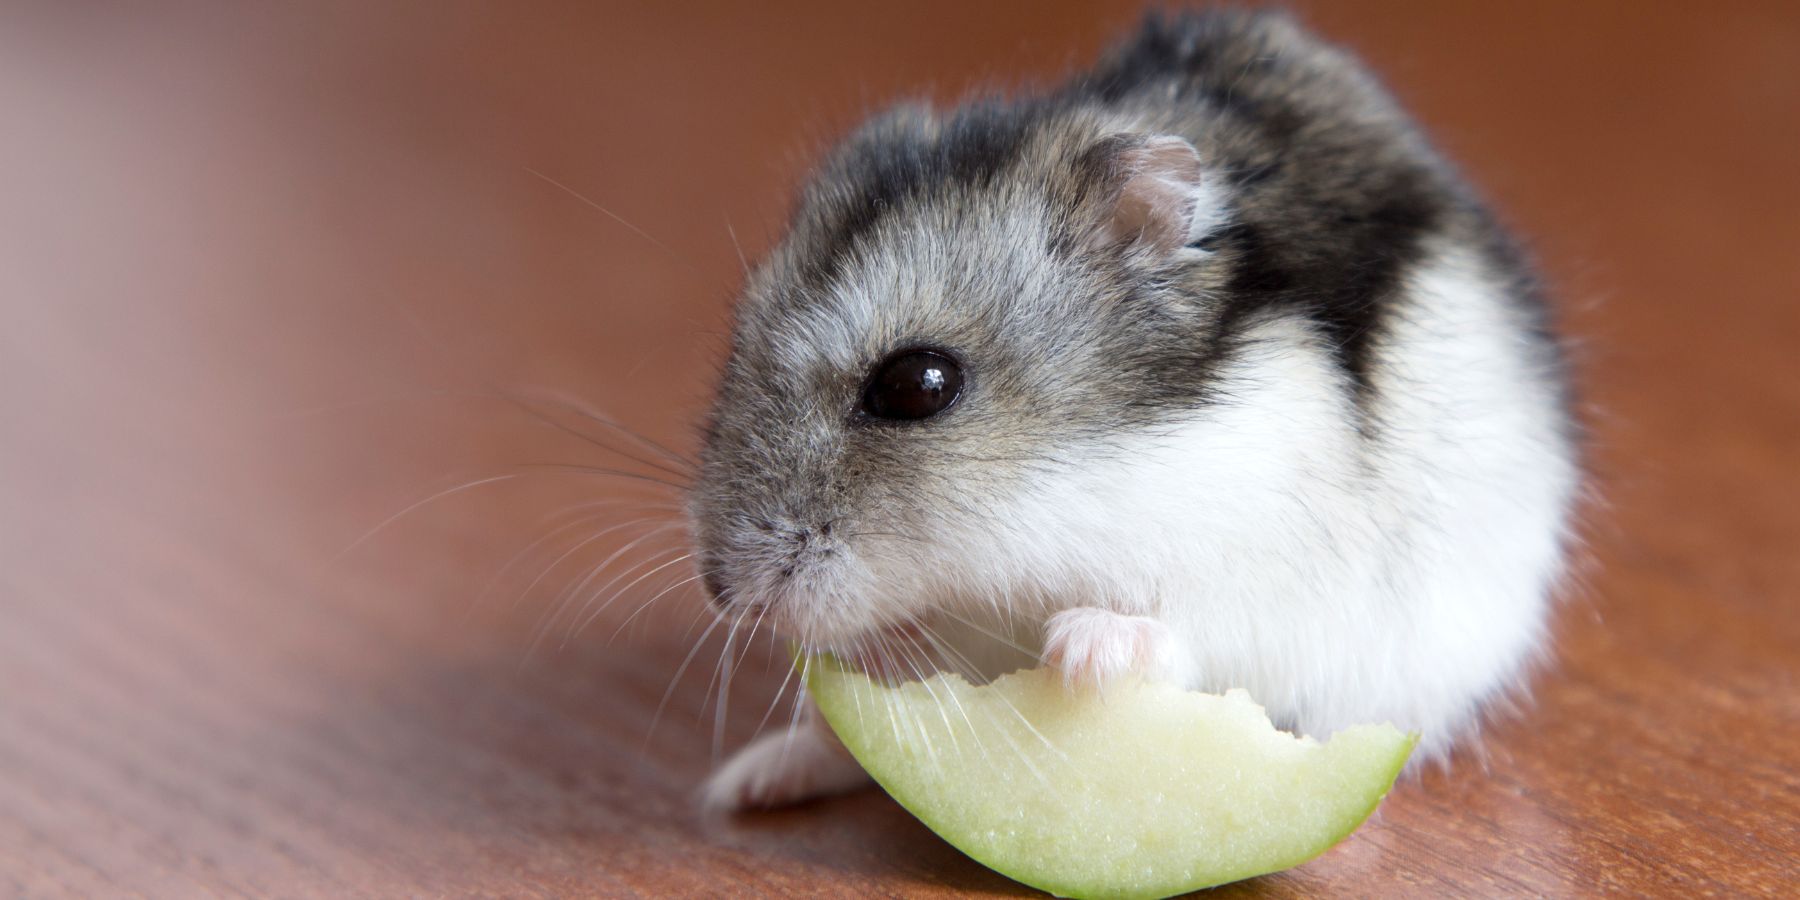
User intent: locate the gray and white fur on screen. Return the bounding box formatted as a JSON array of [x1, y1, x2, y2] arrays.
[[690, 10, 1580, 810]]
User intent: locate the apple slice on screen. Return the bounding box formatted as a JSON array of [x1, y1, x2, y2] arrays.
[[804, 656, 1415, 899]]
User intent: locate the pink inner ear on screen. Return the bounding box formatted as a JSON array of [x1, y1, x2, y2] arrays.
[[1103, 135, 1205, 254]]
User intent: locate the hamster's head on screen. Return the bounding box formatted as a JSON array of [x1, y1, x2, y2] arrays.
[[689, 105, 1232, 649]]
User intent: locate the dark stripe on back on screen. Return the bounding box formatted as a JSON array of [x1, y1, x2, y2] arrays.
[[1074, 11, 1447, 402]]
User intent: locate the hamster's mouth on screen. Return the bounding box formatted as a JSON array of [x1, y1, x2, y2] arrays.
[[798, 613, 1042, 688], [797, 617, 933, 684]]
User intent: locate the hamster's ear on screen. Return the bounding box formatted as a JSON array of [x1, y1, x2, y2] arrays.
[[1081, 134, 1219, 256]]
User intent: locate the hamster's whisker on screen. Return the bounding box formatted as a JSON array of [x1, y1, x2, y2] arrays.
[[524, 526, 686, 658], [860, 635, 911, 754], [740, 593, 776, 659], [864, 637, 920, 756], [469, 502, 629, 615], [487, 504, 680, 611], [347, 454, 688, 561], [697, 600, 741, 720], [515, 462, 689, 492], [888, 638, 948, 767], [279, 382, 697, 477], [519, 518, 680, 619], [340, 472, 524, 556], [709, 604, 759, 764], [914, 619, 1072, 772], [724, 218, 752, 277], [747, 626, 804, 743], [601, 568, 706, 644], [559, 548, 693, 647], [777, 652, 811, 768], [522, 165, 708, 282], [933, 608, 1036, 659], [715, 599, 771, 761], [875, 636, 931, 756], [518, 410, 698, 489], [503, 387, 699, 476], [888, 632, 959, 763], [642, 609, 729, 757], [906, 621, 980, 682]]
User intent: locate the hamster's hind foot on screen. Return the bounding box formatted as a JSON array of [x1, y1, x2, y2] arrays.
[[700, 701, 872, 812]]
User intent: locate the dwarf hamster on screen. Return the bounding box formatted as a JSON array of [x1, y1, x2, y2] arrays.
[[691, 10, 1579, 810]]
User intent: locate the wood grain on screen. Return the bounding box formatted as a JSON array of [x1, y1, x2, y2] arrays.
[[2, 2, 1796, 896]]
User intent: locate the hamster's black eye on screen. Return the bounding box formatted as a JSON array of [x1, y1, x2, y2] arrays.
[[860, 349, 963, 421]]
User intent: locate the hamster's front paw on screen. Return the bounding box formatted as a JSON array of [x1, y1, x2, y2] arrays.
[[1042, 607, 1180, 690], [700, 707, 871, 812]]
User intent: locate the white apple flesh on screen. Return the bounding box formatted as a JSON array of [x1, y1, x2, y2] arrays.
[[805, 656, 1416, 899]]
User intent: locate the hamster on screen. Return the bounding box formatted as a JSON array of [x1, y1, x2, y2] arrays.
[[690, 10, 1580, 811]]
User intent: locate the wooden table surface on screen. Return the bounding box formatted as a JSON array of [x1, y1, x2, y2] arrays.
[[3, 2, 1796, 896]]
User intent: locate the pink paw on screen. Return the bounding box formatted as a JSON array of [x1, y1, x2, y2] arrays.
[[1041, 607, 1177, 690]]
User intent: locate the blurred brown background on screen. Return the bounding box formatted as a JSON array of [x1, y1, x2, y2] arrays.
[[2, 2, 1795, 896]]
